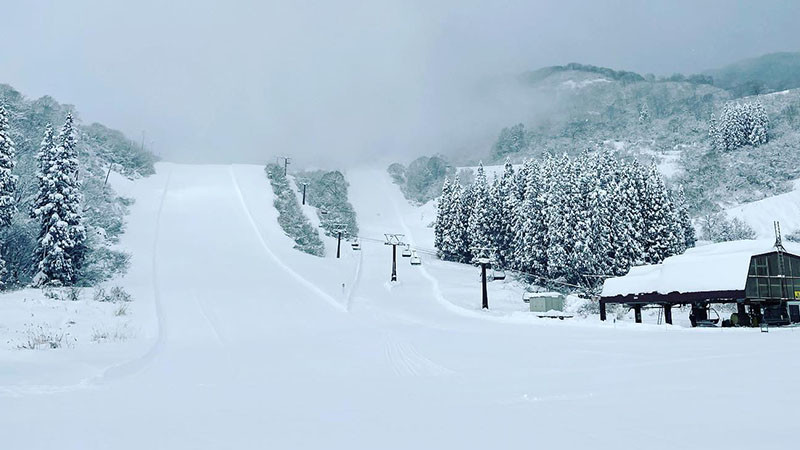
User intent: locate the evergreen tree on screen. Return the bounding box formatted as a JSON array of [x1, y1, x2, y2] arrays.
[[434, 176, 451, 253], [609, 160, 644, 275], [0, 106, 18, 287], [511, 159, 547, 276], [672, 185, 696, 250], [491, 160, 517, 266], [640, 164, 676, 264], [33, 114, 86, 286], [545, 154, 578, 281], [467, 163, 495, 261], [454, 177, 473, 262]]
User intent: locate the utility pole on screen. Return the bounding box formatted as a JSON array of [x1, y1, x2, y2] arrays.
[[278, 157, 291, 176], [302, 182, 308, 205], [472, 247, 494, 310], [103, 162, 115, 188], [384, 234, 405, 282]]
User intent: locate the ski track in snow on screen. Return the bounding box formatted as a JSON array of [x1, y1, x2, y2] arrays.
[[193, 292, 227, 348], [228, 166, 347, 313], [383, 335, 454, 377], [97, 167, 173, 383]]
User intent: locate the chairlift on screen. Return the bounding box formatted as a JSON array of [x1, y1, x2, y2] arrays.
[[488, 269, 506, 282], [410, 250, 422, 266], [401, 245, 412, 258], [351, 240, 361, 251], [320, 208, 329, 216]]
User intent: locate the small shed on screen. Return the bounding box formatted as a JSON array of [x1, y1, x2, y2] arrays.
[[525, 292, 565, 313], [600, 238, 800, 327]]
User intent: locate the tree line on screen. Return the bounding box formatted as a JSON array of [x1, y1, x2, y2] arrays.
[[434, 152, 695, 286], [0, 106, 85, 287]]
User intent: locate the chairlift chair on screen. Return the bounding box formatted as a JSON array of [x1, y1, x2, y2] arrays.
[[401, 245, 412, 258], [351, 240, 361, 251], [410, 250, 422, 266], [488, 269, 506, 282]]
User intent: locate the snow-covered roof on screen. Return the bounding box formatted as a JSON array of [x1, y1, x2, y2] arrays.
[[523, 291, 563, 298], [601, 239, 800, 298]]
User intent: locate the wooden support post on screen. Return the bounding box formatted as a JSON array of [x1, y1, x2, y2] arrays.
[[634, 305, 642, 323], [599, 299, 607, 321], [663, 304, 672, 325]]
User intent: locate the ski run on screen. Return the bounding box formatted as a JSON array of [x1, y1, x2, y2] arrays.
[[1, 163, 799, 449]]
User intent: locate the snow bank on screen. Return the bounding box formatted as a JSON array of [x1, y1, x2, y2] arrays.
[[602, 239, 800, 297]]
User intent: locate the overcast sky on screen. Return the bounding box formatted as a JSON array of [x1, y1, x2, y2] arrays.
[[2, 0, 798, 167]]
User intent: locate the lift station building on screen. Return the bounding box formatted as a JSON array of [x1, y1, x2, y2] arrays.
[[600, 238, 800, 327]]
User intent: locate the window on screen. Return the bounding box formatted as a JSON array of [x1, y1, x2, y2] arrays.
[[767, 254, 779, 276], [757, 278, 769, 298], [792, 256, 800, 277], [746, 279, 758, 297], [770, 280, 783, 299], [755, 256, 768, 276]]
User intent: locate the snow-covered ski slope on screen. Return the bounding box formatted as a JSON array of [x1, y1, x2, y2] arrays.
[[2, 163, 799, 450], [726, 178, 800, 238]]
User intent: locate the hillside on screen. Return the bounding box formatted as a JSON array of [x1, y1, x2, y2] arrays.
[[0, 83, 157, 286], [483, 60, 800, 217], [706, 51, 800, 97]]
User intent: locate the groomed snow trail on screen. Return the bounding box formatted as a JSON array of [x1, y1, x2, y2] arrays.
[[3, 163, 800, 450]]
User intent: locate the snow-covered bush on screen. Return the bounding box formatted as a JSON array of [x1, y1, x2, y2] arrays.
[[93, 285, 132, 303], [785, 230, 800, 242], [709, 102, 769, 151], [265, 163, 325, 256], [16, 324, 72, 350], [698, 212, 756, 242]]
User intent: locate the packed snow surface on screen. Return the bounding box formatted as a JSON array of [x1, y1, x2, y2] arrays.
[[602, 239, 800, 297], [726, 178, 800, 238], [2, 163, 799, 450]]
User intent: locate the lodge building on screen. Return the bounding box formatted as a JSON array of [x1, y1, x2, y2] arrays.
[[600, 236, 800, 327]]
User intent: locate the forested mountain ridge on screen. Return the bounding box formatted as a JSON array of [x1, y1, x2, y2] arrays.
[[487, 55, 800, 216], [0, 83, 157, 286], [392, 53, 800, 239]]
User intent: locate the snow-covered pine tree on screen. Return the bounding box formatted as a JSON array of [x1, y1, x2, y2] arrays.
[[586, 152, 617, 278], [467, 163, 495, 262], [640, 164, 677, 264], [571, 151, 600, 281], [545, 154, 579, 281], [457, 179, 475, 263], [32, 114, 87, 286], [608, 159, 644, 275], [33, 124, 55, 220], [672, 185, 696, 250], [638, 104, 650, 124], [434, 176, 451, 253], [491, 160, 517, 266], [511, 158, 547, 276], [0, 106, 18, 287]]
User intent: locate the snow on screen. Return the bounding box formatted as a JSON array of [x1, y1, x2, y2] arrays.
[[2, 163, 800, 449], [560, 78, 612, 89], [602, 239, 800, 297], [726, 178, 800, 238]]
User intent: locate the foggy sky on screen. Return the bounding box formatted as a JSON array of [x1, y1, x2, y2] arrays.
[[2, 0, 798, 167]]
